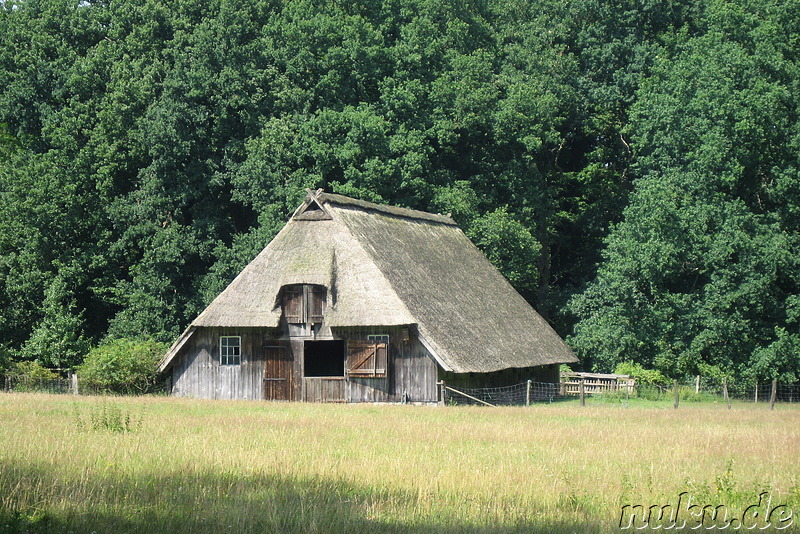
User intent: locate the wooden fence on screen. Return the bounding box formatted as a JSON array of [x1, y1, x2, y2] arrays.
[[559, 372, 636, 396]]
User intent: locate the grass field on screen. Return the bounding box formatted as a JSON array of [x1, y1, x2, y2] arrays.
[[0, 393, 798, 533]]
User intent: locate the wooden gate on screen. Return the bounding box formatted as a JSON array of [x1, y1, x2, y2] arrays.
[[263, 343, 292, 401]]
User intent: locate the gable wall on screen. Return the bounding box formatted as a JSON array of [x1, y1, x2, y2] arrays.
[[168, 325, 439, 403]]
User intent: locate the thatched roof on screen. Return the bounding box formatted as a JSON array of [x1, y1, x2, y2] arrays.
[[161, 190, 576, 373]]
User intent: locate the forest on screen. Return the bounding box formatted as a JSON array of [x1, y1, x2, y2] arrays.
[[0, 0, 798, 382]]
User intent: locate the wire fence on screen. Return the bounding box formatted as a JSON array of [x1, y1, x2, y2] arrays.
[[1, 374, 172, 396], [441, 379, 800, 407], [634, 381, 800, 403], [2, 374, 75, 394], [5, 371, 800, 406], [442, 381, 559, 406]]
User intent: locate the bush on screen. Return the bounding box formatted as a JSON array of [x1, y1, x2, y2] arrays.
[[7, 361, 59, 381], [614, 361, 671, 388], [78, 338, 167, 395], [5, 361, 61, 392], [678, 387, 719, 403]]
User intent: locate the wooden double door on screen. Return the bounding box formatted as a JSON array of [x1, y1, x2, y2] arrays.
[[263, 343, 293, 401]]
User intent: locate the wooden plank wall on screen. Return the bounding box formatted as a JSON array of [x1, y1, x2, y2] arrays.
[[289, 339, 304, 401], [333, 326, 439, 403], [170, 325, 440, 403], [303, 377, 346, 402], [171, 327, 278, 400]]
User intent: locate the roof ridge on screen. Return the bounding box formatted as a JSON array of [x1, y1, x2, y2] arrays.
[[315, 191, 457, 226]]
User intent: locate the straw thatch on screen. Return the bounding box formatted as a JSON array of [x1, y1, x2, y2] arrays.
[[161, 190, 576, 373]]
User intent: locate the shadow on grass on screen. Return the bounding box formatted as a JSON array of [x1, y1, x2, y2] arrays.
[[0, 460, 604, 534]]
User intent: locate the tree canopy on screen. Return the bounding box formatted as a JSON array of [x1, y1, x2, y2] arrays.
[[0, 0, 798, 381]]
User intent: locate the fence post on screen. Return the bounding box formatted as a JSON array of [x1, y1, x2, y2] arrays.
[[70, 372, 79, 396], [438, 380, 446, 406], [559, 378, 566, 396], [770, 380, 777, 410], [695, 375, 700, 394], [723, 377, 731, 410], [754, 384, 759, 403], [526, 379, 531, 407], [579, 379, 586, 407], [673, 380, 680, 409]]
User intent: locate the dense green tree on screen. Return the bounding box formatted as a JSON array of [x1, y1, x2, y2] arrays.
[[0, 0, 797, 383], [568, 0, 800, 380]]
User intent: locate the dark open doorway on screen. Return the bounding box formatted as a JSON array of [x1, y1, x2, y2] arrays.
[[304, 340, 345, 377]]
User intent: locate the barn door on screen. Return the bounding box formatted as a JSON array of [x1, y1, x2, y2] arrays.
[[263, 343, 292, 401]]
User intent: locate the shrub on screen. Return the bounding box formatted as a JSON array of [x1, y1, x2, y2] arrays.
[[78, 338, 167, 395], [614, 361, 671, 388], [8, 361, 59, 381], [5, 361, 61, 392], [679, 387, 719, 403]]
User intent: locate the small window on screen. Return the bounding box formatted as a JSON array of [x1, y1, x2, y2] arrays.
[[220, 336, 241, 365], [347, 336, 388, 378]]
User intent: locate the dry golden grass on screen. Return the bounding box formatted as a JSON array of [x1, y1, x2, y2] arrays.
[[0, 393, 798, 533]]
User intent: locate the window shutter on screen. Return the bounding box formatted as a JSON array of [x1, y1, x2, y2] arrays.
[[375, 342, 387, 374], [308, 286, 326, 323], [347, 341, 387, 378], [283, 286, 304, 323]]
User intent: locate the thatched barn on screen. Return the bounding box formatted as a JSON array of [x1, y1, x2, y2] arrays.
[[158, 189, 577, 402]]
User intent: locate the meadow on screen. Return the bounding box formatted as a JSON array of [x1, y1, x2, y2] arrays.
[[0, 393, 798, 533]]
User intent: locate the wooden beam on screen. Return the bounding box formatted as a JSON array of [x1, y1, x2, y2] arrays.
[[445, 385, 496, 407]]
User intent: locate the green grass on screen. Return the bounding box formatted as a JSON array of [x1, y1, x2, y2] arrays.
[[0, 393, 798, 533]]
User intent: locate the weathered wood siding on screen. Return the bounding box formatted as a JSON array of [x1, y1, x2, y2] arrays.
[[170, 325, 440, 403], [288, 339, 304, 401], [333, 326, 439, 403], [170, 327, 280, 400], [303, 377, 346, 402]]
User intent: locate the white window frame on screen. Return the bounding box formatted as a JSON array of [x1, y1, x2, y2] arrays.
[[367, 334, 389, 344], [220, 336, 241, 365]]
